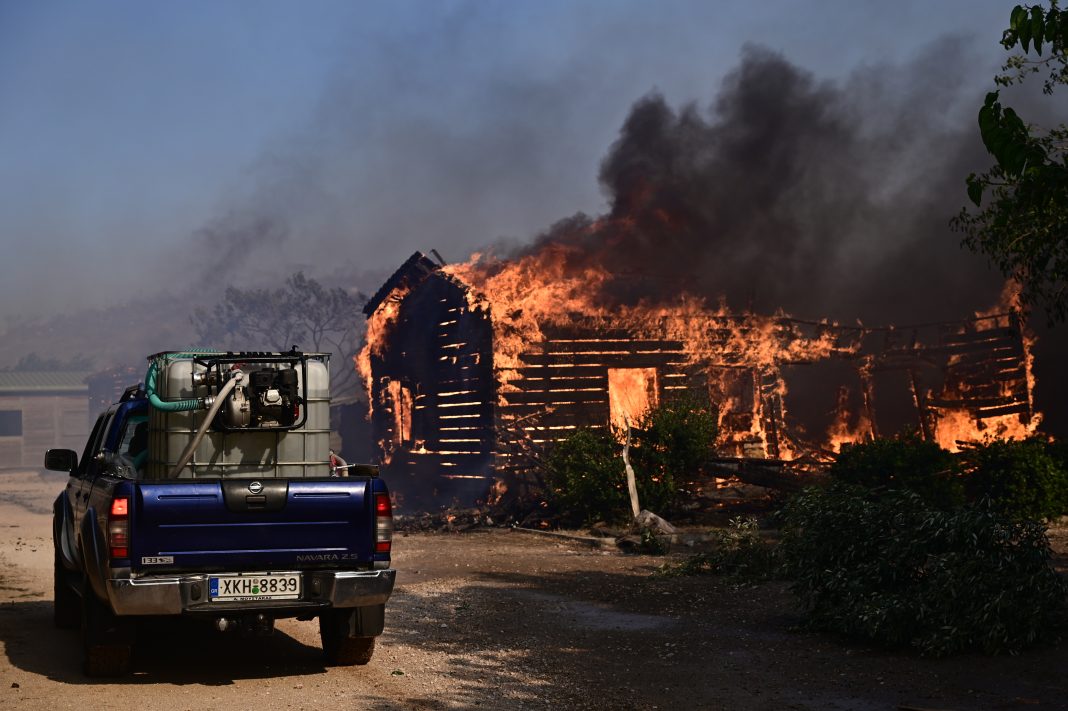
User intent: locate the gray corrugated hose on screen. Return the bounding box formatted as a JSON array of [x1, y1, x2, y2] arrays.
[[168, 371, 242, 478]]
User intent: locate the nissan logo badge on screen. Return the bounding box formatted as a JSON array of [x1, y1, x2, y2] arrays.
[[248, 481, 263, 494]]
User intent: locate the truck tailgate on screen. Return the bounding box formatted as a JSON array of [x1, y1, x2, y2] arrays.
[[129, 479, 374, 573]]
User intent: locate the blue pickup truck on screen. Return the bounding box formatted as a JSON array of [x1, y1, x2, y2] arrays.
[[47, 350, 395, 676]]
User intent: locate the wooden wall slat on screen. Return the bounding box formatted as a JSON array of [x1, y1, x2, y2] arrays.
[[518, 352, 687, 367]]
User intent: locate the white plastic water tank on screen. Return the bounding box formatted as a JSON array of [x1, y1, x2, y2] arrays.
[[145, 352, 332, 479]]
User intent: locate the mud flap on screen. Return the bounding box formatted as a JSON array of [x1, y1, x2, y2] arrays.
[[353, 604, 385, 637], [82, 580, 134, 676], [319, 606, 381, 666]]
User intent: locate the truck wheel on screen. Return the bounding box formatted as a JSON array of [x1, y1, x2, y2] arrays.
[[81, 585, 132, 677], [319, 609, 376, 665], [53, 551, 79, 629]]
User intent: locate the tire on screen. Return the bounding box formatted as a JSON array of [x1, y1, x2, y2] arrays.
[[53, 551, 79, 629], [319, 609, 376, 666], [81, 585, 132, 677]]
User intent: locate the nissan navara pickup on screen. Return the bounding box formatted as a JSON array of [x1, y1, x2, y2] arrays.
[[47, 350, 394, 676]]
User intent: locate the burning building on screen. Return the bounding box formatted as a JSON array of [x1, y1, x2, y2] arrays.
[[351, 50, 1056, 508], [359, 249, 1039, 507]]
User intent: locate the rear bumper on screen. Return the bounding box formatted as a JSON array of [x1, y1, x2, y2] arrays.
[[105, 569, 395, 616]]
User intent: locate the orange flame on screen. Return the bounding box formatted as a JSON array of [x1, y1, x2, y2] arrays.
[[356, 282, 412, 420], [362, 240, 1041, 463], [928, 280, 1040, 451]]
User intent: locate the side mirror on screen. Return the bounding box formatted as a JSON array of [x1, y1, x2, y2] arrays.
[[44, 449, 78, 474]]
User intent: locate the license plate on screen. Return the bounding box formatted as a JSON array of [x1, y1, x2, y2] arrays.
[[209, 573, 301, 601]]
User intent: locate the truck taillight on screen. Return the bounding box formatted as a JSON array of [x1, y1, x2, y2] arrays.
[[374, 492, 392, 554], [109, 496, 130, 559]]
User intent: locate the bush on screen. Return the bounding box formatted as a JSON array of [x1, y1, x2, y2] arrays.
[[543, 427, 625, 525], [781, 482, 1067, 656], [831, 435, 963, 509], [629, 394, 717, 514], [659, 516, 781, 581], [543, 395, 716, 525], [963, 437, 1068, 521]]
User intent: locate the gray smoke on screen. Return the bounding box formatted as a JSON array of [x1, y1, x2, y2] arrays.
[[517, 43, 1009, 323], [5, 38, 1066, 433]]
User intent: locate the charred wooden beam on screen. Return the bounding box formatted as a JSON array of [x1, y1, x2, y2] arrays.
[[949, 357, 1027, 378], [973, 402, 1031, 418], [938, 342, 1023, 360], [704, 457, 828, 492], [908, 369, 934, 442], [539, 339, 687, 352], [501, 410, 609, 429], [928, 394, 1028, 409], [517, 352, 687, 367], [502, 390, 611, 405], [511, 364, 689, 379], [508, 376, 609, 392], [946, 385, 1029, 401], [940, 327, 1019, 345]]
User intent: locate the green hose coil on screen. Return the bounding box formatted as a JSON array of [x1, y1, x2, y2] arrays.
[[144, 352, 211, 412]]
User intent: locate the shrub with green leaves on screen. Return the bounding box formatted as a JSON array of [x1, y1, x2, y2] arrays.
[[782, 482, 1067, 656], [543, 395, 717, 525], [629, 394, 717, 514], [831, 435, 963, 509], [963, 437, 1068, 521], [544, 427, 628, 525], [659, 516, 781, 581]]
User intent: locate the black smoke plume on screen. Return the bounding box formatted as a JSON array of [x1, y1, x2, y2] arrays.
[[517, 44, 1005, 323]]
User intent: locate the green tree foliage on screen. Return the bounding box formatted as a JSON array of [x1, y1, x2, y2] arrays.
[[782, 482, 1067, 656], [543, 395, 717, 525], [954, 2, 1068, 322], [830, 434, 964, 509], [193, 272, 365, 398], [543, 427, 627, 525], [629, 394, 718, 514], [962, 437, 1068, 520]]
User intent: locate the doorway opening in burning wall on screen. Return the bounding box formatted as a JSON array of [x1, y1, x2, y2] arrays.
[[386, 379, 413, 446], [608, 368, 659, 431]]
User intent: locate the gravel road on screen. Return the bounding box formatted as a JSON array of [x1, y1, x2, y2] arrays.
[[1, 469, 1066, 710]]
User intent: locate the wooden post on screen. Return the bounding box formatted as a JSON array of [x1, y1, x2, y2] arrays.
[[622, 418, 641, 518], [908, 369, 932, 442], [860, 356, 879, 440]]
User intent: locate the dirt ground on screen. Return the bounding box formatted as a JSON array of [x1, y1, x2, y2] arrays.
[[1, 470, 1067, 710]]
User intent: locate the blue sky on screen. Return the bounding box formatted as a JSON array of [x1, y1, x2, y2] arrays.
[[0, 1, 1014, 319]]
